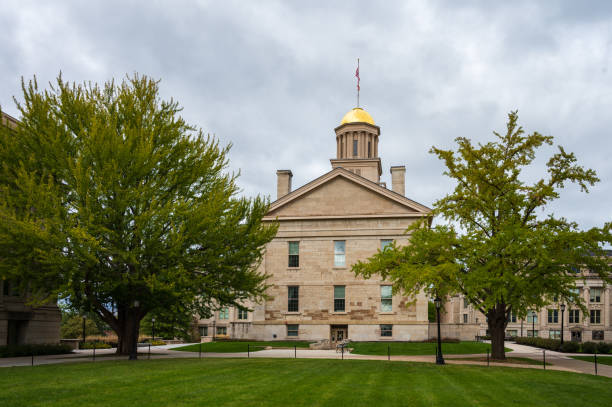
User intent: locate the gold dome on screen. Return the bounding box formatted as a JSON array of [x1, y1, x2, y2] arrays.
[[340, 107, 375, 125]]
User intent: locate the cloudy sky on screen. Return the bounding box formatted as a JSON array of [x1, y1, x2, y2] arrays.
[[1, 0, 611, 230]]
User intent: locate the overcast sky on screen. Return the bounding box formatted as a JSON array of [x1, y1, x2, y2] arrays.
[[1, 1, 611, 230]]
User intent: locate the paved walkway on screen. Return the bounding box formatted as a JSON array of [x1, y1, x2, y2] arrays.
[[1, 342, 610, 378]]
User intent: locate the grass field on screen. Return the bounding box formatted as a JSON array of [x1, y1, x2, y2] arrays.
[[173, 341, 313, 353], [570, 355, 612, 366], [0, 358, 610, 407], [446, 356, 548, 366], [350, 341, 510, 355]]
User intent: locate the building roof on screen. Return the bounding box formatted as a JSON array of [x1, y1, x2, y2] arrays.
[[340, 107, 375, 125]]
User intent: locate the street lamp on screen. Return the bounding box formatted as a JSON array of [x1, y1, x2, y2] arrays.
[[434, 297, 445, 365], [560, 304, 566, 345], [82, 315, 87, 344], [151, 317, 156, 341]]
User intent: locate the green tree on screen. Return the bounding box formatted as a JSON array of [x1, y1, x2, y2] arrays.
[[0, 75, 277, 358], [353, 112, 612, 359]]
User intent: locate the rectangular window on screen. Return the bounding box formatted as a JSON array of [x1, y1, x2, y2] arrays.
[[549, 330, 561, 340], [219, 307, 229, 319], [590, 288, 602, 303], [288, 286, 299, 312], [527, 330, 539, 338], [334, 241, 346, 267], [368, 141, 371, 158], [592, 330, 604, 340], [199, 326, 208, 336], [569, 309, 580, 324], [238, 309, 248, 320], [288, 241, 299, 267], [509, 312, 517, 323], [527, 311, 538, 324], [590, 309, 601, 324], [216, 326, 227, 335], [287, 324, 299, 337], [506, 330, 517, 337], [463, 314, 468, 323], [463, 298, 469, 308], [353, 139, 358, 157], [380, 324, 393, 337], [547, 309, 558, 323], [381, 285, 392, 312], [381, 239, 393, 251], [334, 286, 345, 312]]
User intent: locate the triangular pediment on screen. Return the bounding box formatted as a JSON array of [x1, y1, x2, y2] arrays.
[[266, 168, 431, 219]]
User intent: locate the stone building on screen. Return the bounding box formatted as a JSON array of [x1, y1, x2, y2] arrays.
[[197, 107, 435, 343], [0, 111, 62, 346], [442, 258, 612, 343]]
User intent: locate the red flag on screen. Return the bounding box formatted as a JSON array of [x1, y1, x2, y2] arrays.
[[355, 62, 360, 91]]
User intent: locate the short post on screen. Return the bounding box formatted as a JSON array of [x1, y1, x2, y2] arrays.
[[594, 349, 598, 376], [31, 353, 34, 366], [148, 343, 150, 360], [388, 344, 390, 361], [543, 350, 546, 370], [341, 345, 344, 360], [247, 344, 250, 358], [294, 345, 296, 359], [486, 349, 490, 367], [199, 343, 202, 359], [93, 342, 96, 361]]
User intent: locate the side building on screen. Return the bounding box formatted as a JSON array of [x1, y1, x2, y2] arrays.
[[197, 107, 442, 343], [0, 111, 62, 346], [442, 259, 612, 343]]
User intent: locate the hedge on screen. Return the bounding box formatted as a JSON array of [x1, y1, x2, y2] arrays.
[[515, 337, 611, 354], [0, 343, 73, 358]]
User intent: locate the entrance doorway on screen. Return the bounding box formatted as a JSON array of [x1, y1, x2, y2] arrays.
[[330, 325, 348, 343], [571, 330, 582, 342]]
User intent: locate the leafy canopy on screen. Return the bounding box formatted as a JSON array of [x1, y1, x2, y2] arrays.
[[0, 75, 277, 337], [354, 111, 612, 320]]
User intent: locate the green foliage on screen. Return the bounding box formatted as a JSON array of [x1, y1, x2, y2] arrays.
[[353, 111, 612, 359], [596, 342, 611, 354], [515, 336, 562, 351], [581, 342, 597, 353], [80, 342, 112, 349], [0, 344, 72, 357], [173, 341, 314, 353], [139, 307, 195, 341], [559, 341, 579, 353], [349, 341, 504, 356], [0, 74, 277, 355], [427, 300, 436, 322], [60, 315, 103, 339]]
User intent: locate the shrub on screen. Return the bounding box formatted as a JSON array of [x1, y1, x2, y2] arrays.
[[596, 342, 611, 354], [0, 343, 73, 358], [559, 342, 579, 353], [515, 336, 561, 351], [80, 342, 112, 349], [581, 342, 597, 354], [151, 340, 166, 346]]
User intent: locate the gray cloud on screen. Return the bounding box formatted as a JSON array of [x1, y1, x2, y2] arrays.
[[1, 0, 611, 230]]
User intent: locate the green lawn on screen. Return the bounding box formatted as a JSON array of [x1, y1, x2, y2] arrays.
[[0, 358, 610, 406], [350, 341, 510, 356], [446, 356, 549, 366], [173, 341, 313, 353], [570, 355, 612, 366]]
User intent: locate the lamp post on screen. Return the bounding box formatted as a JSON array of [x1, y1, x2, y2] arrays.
[[560, 304, 566, 345], [531, 310, 535, 338], [82, 315, 87, 344], [151, 317, 156, 341], [434, 297, 445, 365]]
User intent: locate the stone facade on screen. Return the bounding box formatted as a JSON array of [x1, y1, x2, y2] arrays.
[[197, 107, 432, 343], [0, 112, 62, 346], [442, 269, 612, 343]]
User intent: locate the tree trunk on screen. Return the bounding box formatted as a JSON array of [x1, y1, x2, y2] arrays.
[[114, 306, 142, 359], [487, 305, 508, 360]]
